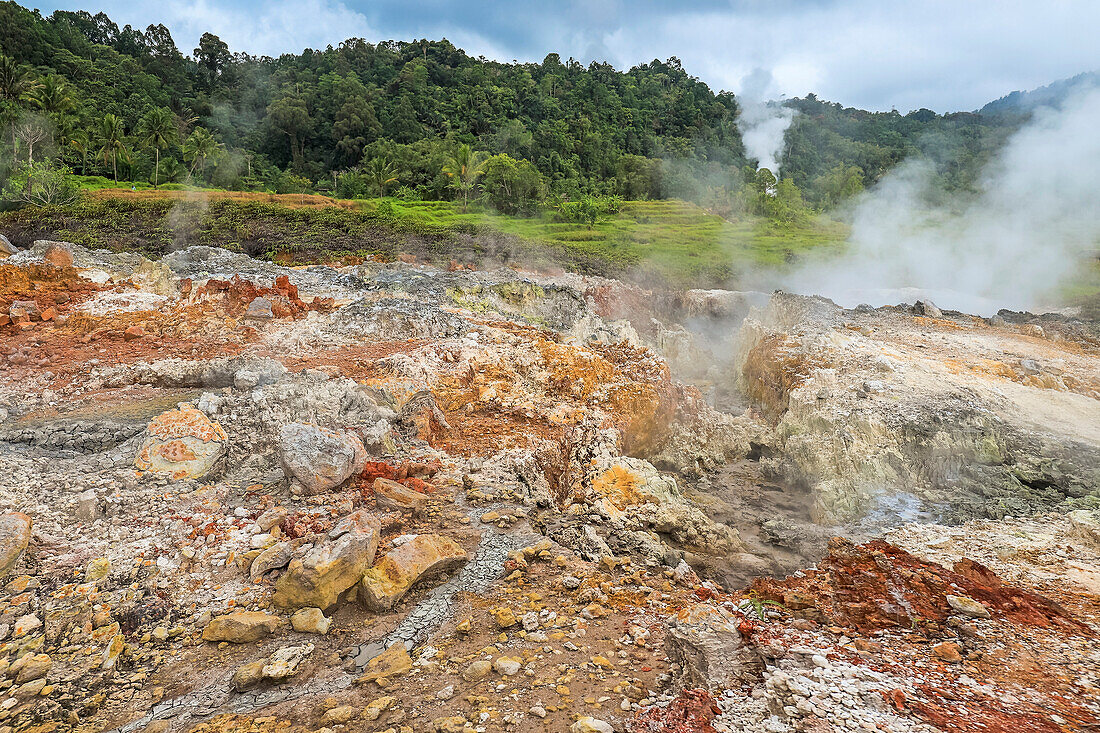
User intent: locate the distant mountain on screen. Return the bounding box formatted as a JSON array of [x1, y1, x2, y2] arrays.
[[979, 71, 1099, 115]]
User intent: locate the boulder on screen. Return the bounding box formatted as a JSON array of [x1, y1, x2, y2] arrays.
[[278, 422, 367, 494], [359, 534, 467, 611], [373, 477, 428, 514], [201, 611, 282, 643], [0, 513, 32, 579], [9, 300, 41, 321], [42, 241, 74, 268], [0, 233, 15, 258], [135, 403, 227, 480], [273, 510, 380, 610], [665, 603, 764, 689]]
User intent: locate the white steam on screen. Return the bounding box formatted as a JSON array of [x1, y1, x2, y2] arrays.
[[779, 81, 1100, 316], [737, 68, 795, 175]]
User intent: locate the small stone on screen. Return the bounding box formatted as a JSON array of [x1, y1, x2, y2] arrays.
[[932, 641, 962, 663], [463, 660, 492, 682], [490, 607, 517, 628], [572, 717, 614, 733], [14, 654, 51, 683], [529, 706, 547, 719], [0, 513, 32, 579], [84, 557, 111, 583], [13, 614, 41, 638], [455, 618, 472, 634], [433, 717, 468, 733], [436, 684, 455, 700], [946, 595, 991, 620], [261, 644, 314, 681], [256, 506, 288, 532], [356, 644, 413, 686], [493, 656, 521, 676], [291, 607, 331, 635], [202, 611, 281, 643], [361, 695, 396, 720], [590, 655, 614, 669], [232, 661, 265, 692], [123, 325, 145, 341], [320, 705, 358, 725], [245, 297, 275, 320]]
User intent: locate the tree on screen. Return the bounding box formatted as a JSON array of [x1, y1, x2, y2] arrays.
[[69, 132, 91, 175], [137, 107, 177, 188], [183, 126, 221, 177], [96, 113, 128, 182], [481, 153, 544, 214], [29, 75, 75, 150], [2, 160, 80, 206], [0, 54, 36, 154], [442, 143, 488, 212], [11, 114, 51, 166], [194, 32, 231, 89], [267, 94, 311, 172], [364, 157, 398, 197], [29, 75, 74, 117], [0, 54, 34, 103]]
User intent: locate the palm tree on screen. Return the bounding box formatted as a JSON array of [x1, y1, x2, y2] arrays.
[[96, 113, 128, 182], [0, 54, 37, 154], [30, 75, 75, 117], [183, 126, 221, 177], [69, 132, 90, 175], [29, 75, 76, 152], [137, 108, 176, 189], [365, 157, 398, 197], [442, 143, 488, 212]]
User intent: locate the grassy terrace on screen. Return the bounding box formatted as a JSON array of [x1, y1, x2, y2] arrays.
[[362, 198, 849, 284], [0, 187, 851, 288]]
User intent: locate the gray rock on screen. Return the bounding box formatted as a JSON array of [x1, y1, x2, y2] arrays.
[[74, 490, 101, 523], [278, 422, 367, 495], [913, 300, 943, 318], [245, 297, 275, 320], [0, 233, 16, 257]]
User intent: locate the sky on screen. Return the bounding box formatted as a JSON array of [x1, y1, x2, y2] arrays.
[[35, 0, 1100, 112]]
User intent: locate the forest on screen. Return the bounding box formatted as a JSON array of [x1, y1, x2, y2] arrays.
[[0, 0, 1024, 218]]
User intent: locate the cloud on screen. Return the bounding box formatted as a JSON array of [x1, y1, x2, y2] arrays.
[[50, 0, 374, 57]]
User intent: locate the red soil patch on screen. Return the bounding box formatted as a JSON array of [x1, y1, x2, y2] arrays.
[[752, 538, 1093, 635]]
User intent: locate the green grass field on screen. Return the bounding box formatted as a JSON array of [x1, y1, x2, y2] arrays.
[[360, 198, 850, 285]]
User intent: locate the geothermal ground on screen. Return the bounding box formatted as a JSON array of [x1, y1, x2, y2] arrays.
[[0, 240, 1097, 733]]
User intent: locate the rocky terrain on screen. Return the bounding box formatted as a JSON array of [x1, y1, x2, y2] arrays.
[[0, 239, 1097, 733]]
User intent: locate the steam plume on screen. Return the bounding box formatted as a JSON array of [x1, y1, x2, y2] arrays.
[[737, 68, 795, 175], [777, 81, 1100, 315]]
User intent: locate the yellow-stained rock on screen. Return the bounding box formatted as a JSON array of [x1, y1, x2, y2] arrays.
[[373, 478, 428, 514], [356, 643, 413, 686], [359, 534, 467, 612], [201, 611, 281, 643], [273, 510, 380, 610], [135, 403, 227, 480]]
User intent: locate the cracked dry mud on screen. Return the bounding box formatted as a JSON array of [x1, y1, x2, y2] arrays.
[[0, 240, 1097, 733]]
